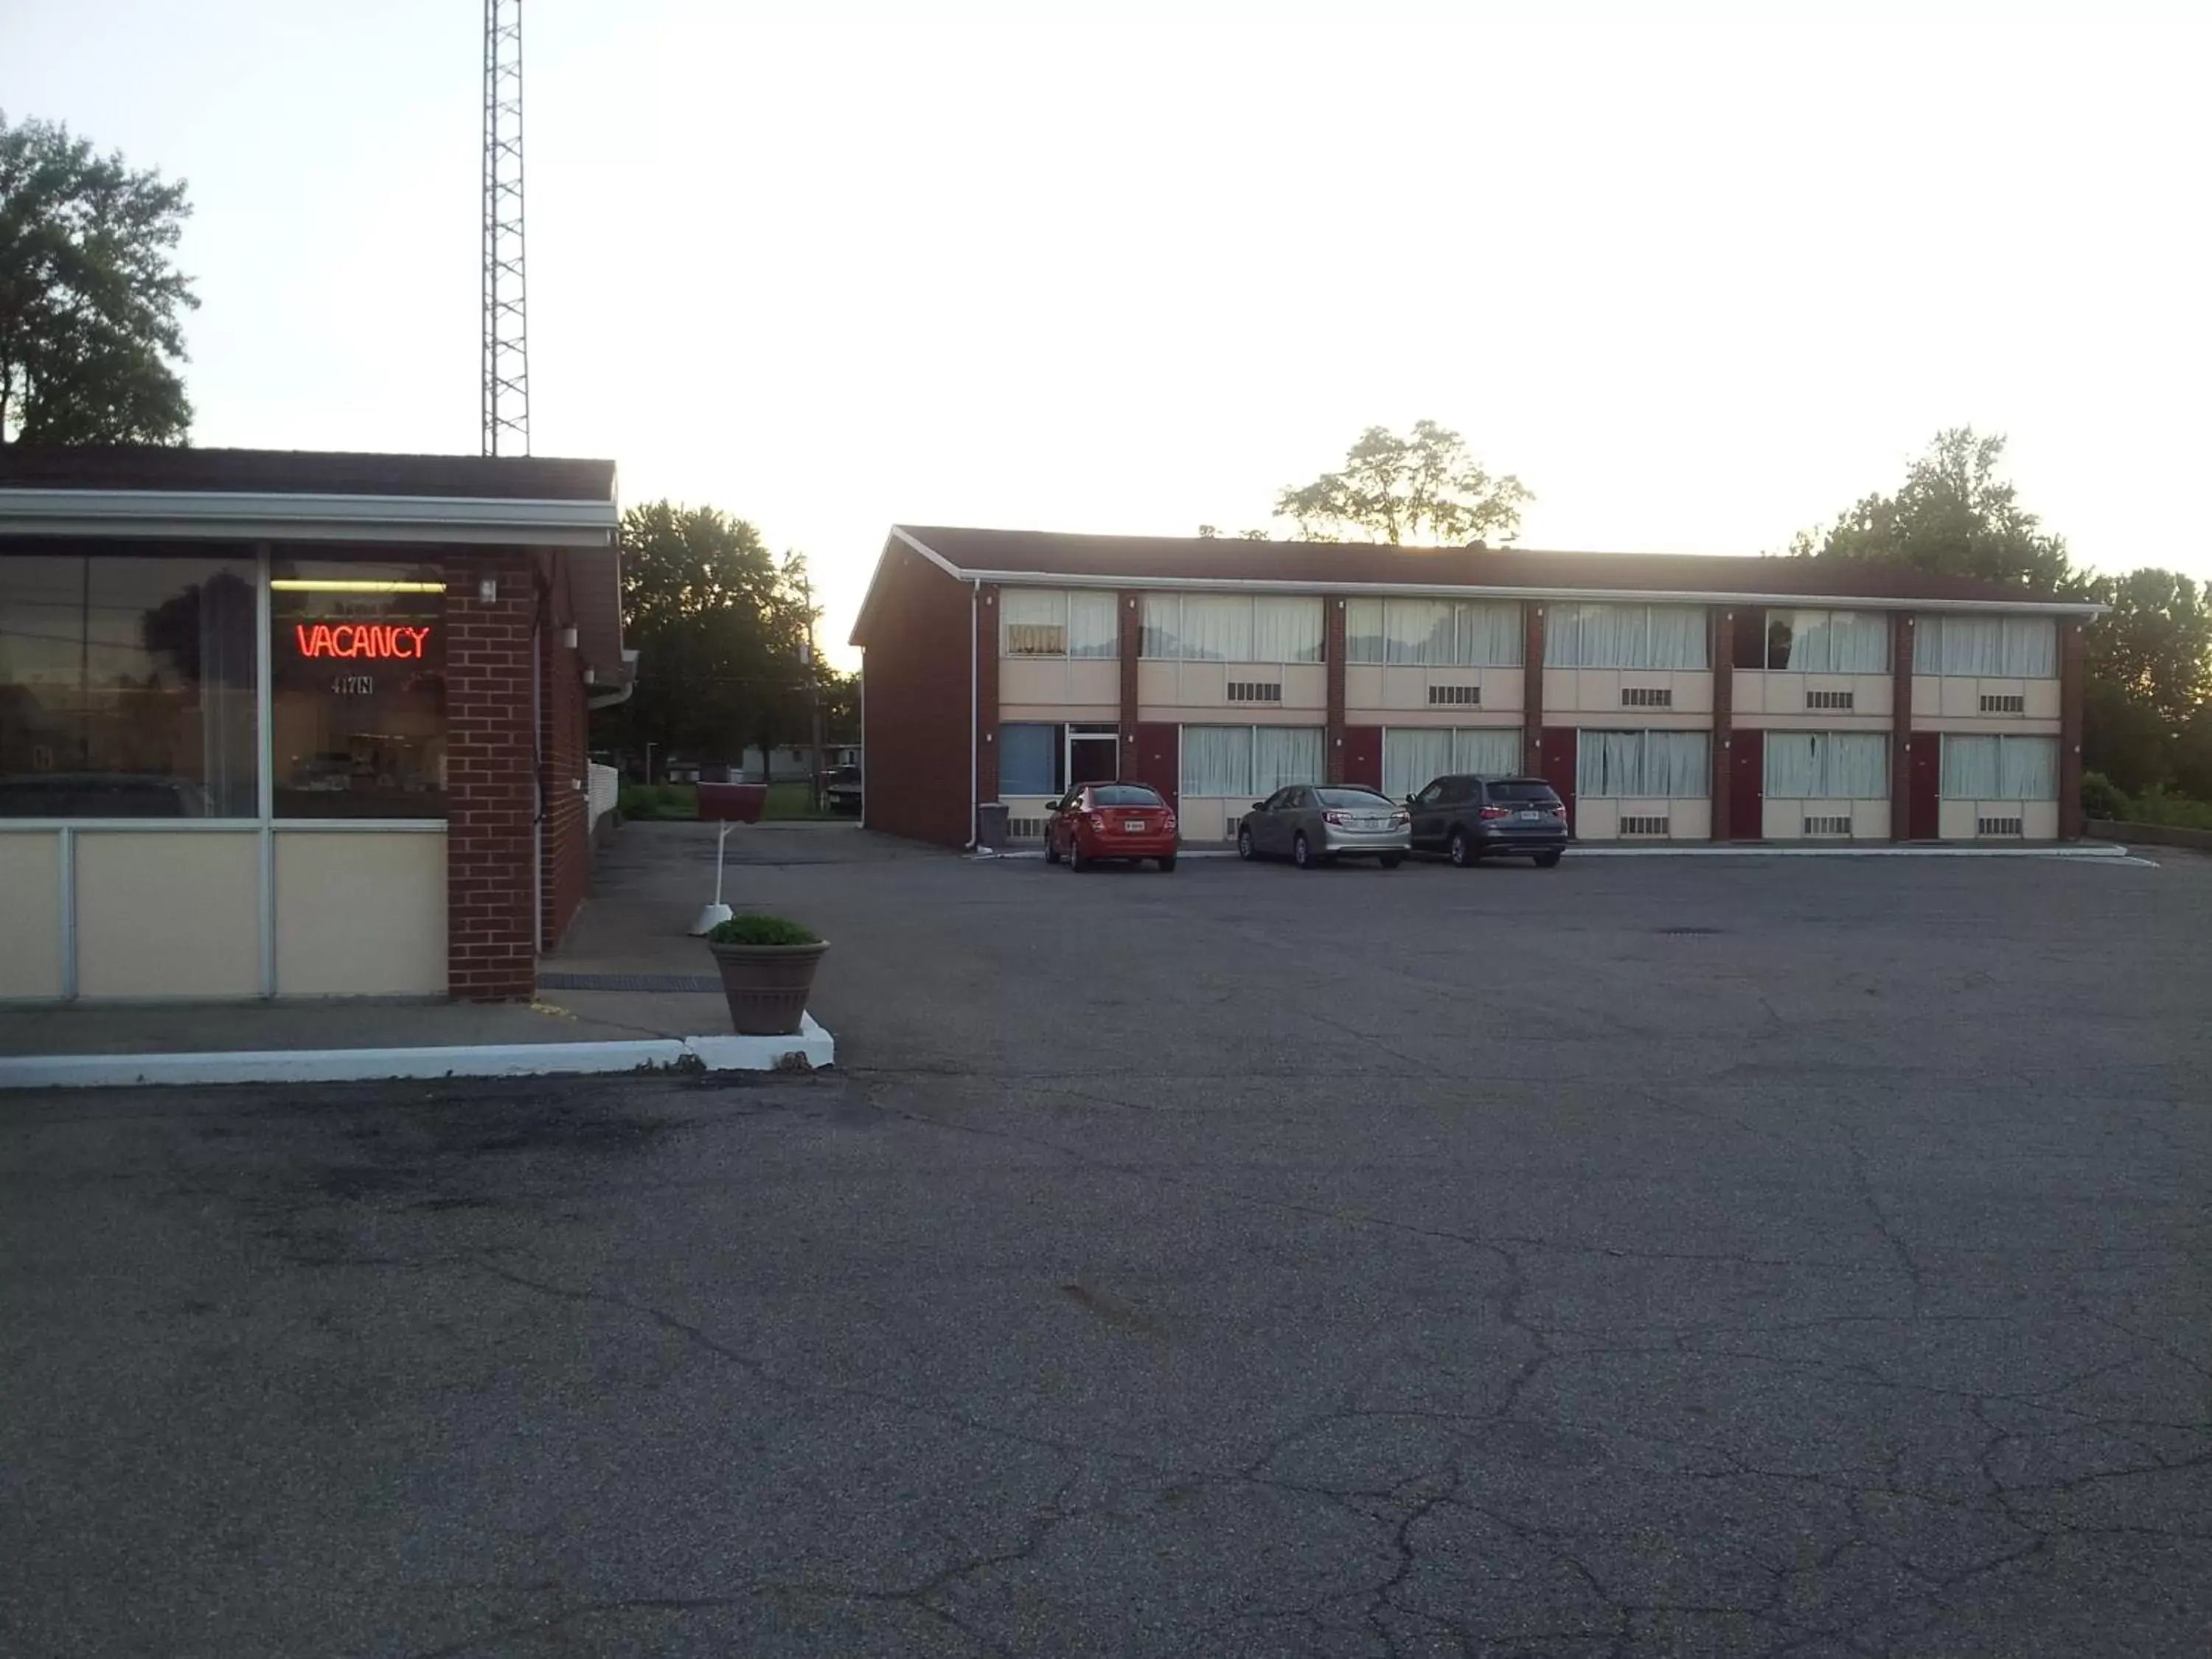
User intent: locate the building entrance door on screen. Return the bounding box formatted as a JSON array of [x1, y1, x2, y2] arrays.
[[1067, 726, 1120, 788]]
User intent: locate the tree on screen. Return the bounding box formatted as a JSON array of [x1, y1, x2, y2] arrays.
[[0, 112, 197, 445], [2082, 567, 2211, 736], [1789, 428, 2082, 594], [1275, 420, 1531, 545]]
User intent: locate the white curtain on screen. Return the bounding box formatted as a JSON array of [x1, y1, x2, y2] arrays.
[[1180, 726, 1251, 796], [2001, 616, 2057, 677], [1941, 734, 2000, 799], [1921, 614, 2005, 676], [1346, 599, 1385, 664], [1652, 731, 1710, 796], [1646, 606, 1709, 669], [1998, 735, 2059, 799], [1767, 732, 1885, 797], [1579, 731, 1708, 797], [1578, 730, 1643, 796], [1001, 588, 1065, 655], [1557, 602, 1632, 667], [1453, 602, 1523, 667], [1253, 726, 1324, 793], [1253, 597, 1323, 663], [1068, 591, 1119, 658], [1140, 594, 1182, 658], [1384, 728, 1452, 801], [1453, 728, 1522, 776], [1179, 595, 1252, 661], [1385, 599, 1453, 665], [1829, 611, 1890, 673]]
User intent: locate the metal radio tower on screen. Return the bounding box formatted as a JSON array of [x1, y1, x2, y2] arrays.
[[481, 0, 529, 454]]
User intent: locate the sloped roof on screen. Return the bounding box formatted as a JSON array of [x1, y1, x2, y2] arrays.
[[0, 445, 615, 501]]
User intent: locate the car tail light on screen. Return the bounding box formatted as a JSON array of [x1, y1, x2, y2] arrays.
[[1479, 804, 1511, 820], [1088, 813, 1106, 832], [1322, 810, 1346, 826], [1164, 813, 1177, 832], [1549, 804, 1566, 817]]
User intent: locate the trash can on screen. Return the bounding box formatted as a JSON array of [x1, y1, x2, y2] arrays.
[[975, 801, 1010, 852]]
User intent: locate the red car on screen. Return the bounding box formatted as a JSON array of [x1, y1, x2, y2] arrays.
[[1044, 782, 1179, 872]]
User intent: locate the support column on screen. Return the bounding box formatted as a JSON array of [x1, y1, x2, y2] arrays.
[[973, 583, 1000, 833], [1118, 590, 1142, 767], [1324, 597, 1348, 784], [1521, 602, 1546, 775], [445, 549, 538, 1001], [2059, 615, 2086, 840], [1710, 605, 1734, 841], [1890, 611, 1916, 841]]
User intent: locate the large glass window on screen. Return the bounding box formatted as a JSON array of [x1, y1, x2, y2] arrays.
[[271, 560, 445, 818], [1345, 598, 1522, 667], [1140, 594, 1323, 663], [1762, 731, 1888, 799], [1001, 588, 1117, 658], [1382, 727, 1522, 801], [1576, 730, 1711, 798], [1548, 603, 1708, 669], [0, 549, 259, 817], [1940, 734, 2057, 800], [998, 723, 1062, 795], [1764, 609, 1890, 674], [1180, 725, 1323, 796], [1914, 613, 2057, 677]]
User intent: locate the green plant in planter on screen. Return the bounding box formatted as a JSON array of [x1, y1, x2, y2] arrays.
[[707, 914, 821, 947]]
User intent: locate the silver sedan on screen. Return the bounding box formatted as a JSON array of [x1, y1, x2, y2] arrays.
[[1236, 785, 1411, 869]]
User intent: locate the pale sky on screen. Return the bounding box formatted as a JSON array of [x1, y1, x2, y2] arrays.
[[7, 1, 2208, 667]]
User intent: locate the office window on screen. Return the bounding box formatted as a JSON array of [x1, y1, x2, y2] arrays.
[[1002, 588, 1067, 655], [999, 723, 1064, 795]]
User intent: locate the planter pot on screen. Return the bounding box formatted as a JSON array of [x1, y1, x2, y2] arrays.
[[706, 940, 828, 1036]]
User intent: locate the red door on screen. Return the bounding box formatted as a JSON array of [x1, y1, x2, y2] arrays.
[[1538, 727, 1577, 838], [1907, 737, 1941, 840], [1132, 723, 1180, 813], [1342, 726, 1382, 792], [1730, 729, 1764, 841]]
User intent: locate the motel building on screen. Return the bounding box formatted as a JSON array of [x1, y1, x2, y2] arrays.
[[850, 526, 2100, 851], [0, 447, 627, 1004]]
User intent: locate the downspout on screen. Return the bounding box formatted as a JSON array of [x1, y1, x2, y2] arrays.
[[966, 577, 980, 849]]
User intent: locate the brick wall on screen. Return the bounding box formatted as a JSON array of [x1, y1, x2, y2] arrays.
[[445, 549, 538, 1001], [540, 554, 591, 950], [857, 546, 975, 847], [974, 583, 1000, 821]]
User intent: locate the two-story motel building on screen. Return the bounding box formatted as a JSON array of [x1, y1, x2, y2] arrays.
[[851, 526, 2100, 849]]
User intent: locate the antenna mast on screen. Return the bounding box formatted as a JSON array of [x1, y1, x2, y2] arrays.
[[481, 0, 529, 454]]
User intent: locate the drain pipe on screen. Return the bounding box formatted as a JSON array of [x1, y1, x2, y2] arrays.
[[966, 578, 980, 848]]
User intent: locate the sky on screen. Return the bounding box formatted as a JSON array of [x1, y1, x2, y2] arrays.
[[6, 1, 2208, 667]]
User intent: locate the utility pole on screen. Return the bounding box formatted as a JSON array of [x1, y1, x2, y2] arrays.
[[481, 0, 529, 455]]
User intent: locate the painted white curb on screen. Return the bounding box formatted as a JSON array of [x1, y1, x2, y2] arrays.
[[1562, 843, 2130, 859], [0, 1014, 835, 1091]]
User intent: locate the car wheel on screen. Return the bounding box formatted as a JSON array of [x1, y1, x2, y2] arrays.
[[1448, 829, 1475, 868], [1293, 832, 1316, 869], [1043, 835, 1061, 865], [1069, 840, 1088, 872], [1535, 850, 1562, 868], [1158, 855, 1177, 872], [1380, 854, 1404, 869], [1237, 827, 1256, 861]]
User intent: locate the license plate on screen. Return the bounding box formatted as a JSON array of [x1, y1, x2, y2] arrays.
[[1517, 810, 1544, 820], [1122, 820, 1146, 832]]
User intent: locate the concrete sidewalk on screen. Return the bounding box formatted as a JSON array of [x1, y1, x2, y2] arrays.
[[0, 820, 867, 1084]]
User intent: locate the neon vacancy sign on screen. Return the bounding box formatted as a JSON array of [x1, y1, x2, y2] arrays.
[[293, 623, 434, 660]]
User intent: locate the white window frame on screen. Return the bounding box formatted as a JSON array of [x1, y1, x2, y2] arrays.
[[1344, 598, 1523, 667], [1762, 608, 1891, 675], [1914, 613, 2058, 678], [1548, 602, 1709, 670], [1138, 594, 1324, 664], [1938, 734, 2059, 801], [1000, 588, 1118, 658]]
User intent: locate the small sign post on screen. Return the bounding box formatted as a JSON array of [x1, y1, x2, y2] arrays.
[[690, 782, 767, 935]]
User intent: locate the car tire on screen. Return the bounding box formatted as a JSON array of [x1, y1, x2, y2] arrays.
[[1237, 827, 1256, 861], [1380, 854, 1404, 869], [1535, 850, 1562, 868], [1293, 832, 1316, 870], [1448, 829, 1475, 868], [1158, 855, 1177, 872], [1069, 841, 1088, 872], [1043, 837, 1061, 865]]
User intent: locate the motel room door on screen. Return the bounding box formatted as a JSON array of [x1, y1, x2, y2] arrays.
[[1730, 730, 1764, 841], [1538, 728, 1577, 838], [1907, 737, 1941, 840]]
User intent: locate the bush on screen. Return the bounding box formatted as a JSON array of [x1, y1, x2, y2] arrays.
[[2079, 771, 2128, 822], [2131, 786, 2212, 832], [616, 783, 699, 821], [707, 913, 821, 947]]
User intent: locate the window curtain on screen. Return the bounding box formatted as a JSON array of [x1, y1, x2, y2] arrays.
[[1578, 731, 1709, 796], [1921, 615, 2004, 675], [1385, 599, 1453, 665], [1001, 588, 1066, 655], [1346, 599, 1385, 664], [1578, 730, 1644, 796], [1453, 602, 1523, 667], [1384, 728, 1453, 801], [1940, 734, 2000, 799], [1775, 610, 1829, 672], [1180, 726, 1251, 796], [1767, 732, 1885, 797], [1253, 597, 1323, 663], [1254, 726, 1324, 793], [1000, 723, 1061, 794], [2001, 616, 2056, 678], [1645, 606, 1708, 669], [1558, 602, 1636, 667], [1140, 594, 1182, 658], [1452, 728, 1522, 776], [1068, 591, 1119, 658], [1178, 596, 1253, 662], [1763, 732, 1822, 797], [1829, 611, 1890, 673], [1998, 735, 2058, 799], [1652, 730, 1710, 795]]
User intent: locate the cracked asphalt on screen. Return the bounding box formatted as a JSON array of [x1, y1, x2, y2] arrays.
[[3, 830, 2209, 1658]]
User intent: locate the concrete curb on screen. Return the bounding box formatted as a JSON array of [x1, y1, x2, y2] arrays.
[[0, 1015, 835, 1091], [973, 844, 2132, 863]]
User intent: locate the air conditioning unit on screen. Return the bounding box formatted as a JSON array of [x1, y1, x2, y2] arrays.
[[1427, 684, 1481, 706], [1977, 815, 2025, 837], [1007, 816, 1050, 840], [1980, 693, 2025, 714], [1620, 686, 1673, 708], [1804, 814, 1852, 837], [1619, 815, 1671, 836], [1805, 689, 1854, 710], [1227, 681, 1282, 703]]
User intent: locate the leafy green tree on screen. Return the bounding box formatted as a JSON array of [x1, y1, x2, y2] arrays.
[[0, 112, 197, 445], [1275, 420, 1531, 545], [2082, 567, 2211, 735]]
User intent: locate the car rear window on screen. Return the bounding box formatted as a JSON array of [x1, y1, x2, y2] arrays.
[[1315, 788, 1393, 808], [1486, 780, 1558, 802], [1091, 785, 1164, 807]]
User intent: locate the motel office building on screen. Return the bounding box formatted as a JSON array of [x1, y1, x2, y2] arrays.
[[0, 448, 627, 1004], [852, 527, 2098, 850]]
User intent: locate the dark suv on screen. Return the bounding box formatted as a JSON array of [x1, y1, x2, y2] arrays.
[[1406, 775, 1568, 867]]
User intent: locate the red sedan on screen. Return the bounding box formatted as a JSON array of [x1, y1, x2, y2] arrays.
[[1044, 782, 1179, 872]]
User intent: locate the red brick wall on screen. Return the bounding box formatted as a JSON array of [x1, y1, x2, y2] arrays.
[[2059, 616, 2086, 840], [974, 584, 1000, 822], [858, 546, 975, 848], [1324, 598, 1348, 784], [1709, 605, 1734, 841], [445, 549, 538, 1001], [539, 554, 591, 950], [1522, 602, 1546, 775], [1891, 613, 1916, 842]]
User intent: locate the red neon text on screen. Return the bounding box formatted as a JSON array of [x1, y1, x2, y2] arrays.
[[294, 623, 433, 660]]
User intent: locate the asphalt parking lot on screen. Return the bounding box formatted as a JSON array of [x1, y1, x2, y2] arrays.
[[4, 832, 2210, 1658]]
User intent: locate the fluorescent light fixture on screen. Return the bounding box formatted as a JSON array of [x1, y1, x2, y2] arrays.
[[270, 579, 446, 594]]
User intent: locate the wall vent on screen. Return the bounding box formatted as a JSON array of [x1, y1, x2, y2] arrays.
[[1977, 815, 2025, 837], [1621, 686, 1673, 708], [1227, 681, 1282, 703], [1804, 814, 1853, 837], [1619, 815, 1671, 836], [1428, 684, 1481, 706], [1805, 689, 1855, 711], [1979, 693, 2026, 714], [1007, 817, 1050, 840]]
